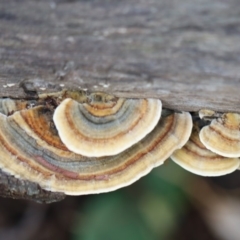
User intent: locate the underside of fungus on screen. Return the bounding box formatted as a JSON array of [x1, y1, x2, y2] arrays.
[[171, 126, 240, 176], [199, 113, 240, 158], [0, 105, 192, 195], [53, 93, 162, 157]]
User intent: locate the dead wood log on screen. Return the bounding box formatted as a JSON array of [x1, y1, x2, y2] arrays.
[[0, 0, 240, 202]]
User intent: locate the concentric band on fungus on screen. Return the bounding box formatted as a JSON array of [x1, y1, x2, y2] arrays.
[[53, 93, 162, 157], [0, 107, 192, 195], [171, 126, 240, 176]]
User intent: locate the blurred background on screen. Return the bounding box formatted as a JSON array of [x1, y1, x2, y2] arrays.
[[0, 159, 240, 240]]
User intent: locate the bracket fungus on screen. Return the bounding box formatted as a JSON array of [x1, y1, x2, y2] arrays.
[[199, 113, 240, 158], [0, 105, 192, 195], [53, 93, 162, 157], [171, 126, 240, 176]]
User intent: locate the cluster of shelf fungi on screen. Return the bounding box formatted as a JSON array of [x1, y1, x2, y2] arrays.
[[0, 90, 239, 196]]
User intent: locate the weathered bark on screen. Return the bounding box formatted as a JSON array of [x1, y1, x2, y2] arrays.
[[0, 169, 65, 203], [0, 0, 240, 202], [1, 0, 240, 112]]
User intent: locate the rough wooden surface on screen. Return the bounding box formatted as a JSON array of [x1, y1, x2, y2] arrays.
[[0, 0, 240, 202], [0, 0, 240, 112], [0, 169, 65, 203]]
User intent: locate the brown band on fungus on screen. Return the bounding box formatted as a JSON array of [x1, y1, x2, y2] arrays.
[[85, 92, 120, 114], [171, 125, 240, 176], [84, 98, 124, 117], [16, 107, 69, 151], [53, 94, 162, 157]]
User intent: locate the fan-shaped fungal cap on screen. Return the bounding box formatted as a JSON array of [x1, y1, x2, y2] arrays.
[[171, 126, 240, 176], [53, 93, 162, 157], [0, 107, 192, 195], [199, 113, 240, 158]]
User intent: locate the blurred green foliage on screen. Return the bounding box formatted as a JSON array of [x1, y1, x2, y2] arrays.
[[72, 160, 194, 240]]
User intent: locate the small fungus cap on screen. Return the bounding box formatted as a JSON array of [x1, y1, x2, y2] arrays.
[[0, 99, 33, 115], [171, 126, 240, 176], [199, 113, 240, 158], [53, 93, 162, 157], [199, 109, 216, 119]]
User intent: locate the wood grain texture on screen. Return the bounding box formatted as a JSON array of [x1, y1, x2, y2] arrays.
[[0, 0, 240, 112]]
